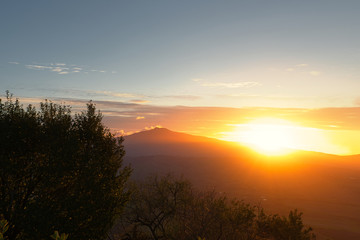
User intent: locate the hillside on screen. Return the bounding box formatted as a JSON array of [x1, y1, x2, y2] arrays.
[[123, 128, 360, 240]]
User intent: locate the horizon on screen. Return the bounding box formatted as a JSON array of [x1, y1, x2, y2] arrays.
[[123, 126, 358, 157], [2, 1, 360, 155]]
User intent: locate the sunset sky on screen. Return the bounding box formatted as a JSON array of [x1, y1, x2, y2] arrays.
[[2, 1, 360, 155]]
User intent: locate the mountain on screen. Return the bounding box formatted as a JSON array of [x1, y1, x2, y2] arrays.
[[123, 128, 360, 240], [124, 127, 250, 157]]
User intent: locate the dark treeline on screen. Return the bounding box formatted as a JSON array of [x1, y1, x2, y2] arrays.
[[0, 92, 131, 239], [0, 93, 315, 240], [113, 175, 315, 240]]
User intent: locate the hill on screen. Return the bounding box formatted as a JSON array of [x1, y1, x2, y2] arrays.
[[123, 128, 360, 240]]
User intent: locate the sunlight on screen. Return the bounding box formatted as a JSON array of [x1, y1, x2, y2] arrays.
[[238, 118, 297, 155], [220, 117, 351, 156], [223, 118, 301, 155]]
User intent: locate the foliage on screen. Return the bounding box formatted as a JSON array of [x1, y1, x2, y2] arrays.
[[0, 92, 131, 240], [1, 218, 67, 240], [50, 231, 68, 240], [0, 218, 9, 240], [114, 174, 316, 240]]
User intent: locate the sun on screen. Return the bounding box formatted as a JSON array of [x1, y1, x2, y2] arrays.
[[230, 118, 298, 155]]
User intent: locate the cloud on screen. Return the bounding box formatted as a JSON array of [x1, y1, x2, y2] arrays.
[[8, 61, 19, 64], [24, 88, 146, 102], [143, 125, 162, 130], [22, 62, 116, 76], [113, 129, 126, 137], [136, 116, 145, 120], [296, 64, 308, 67], [90, 69, 106, 73], [201, 81, 261, 88], [216, 93, 260, 98], [51, 68, 62, 72], [192, 78, 203, 82], [26, 64, 53, 70], [131, 100, 150, 104], [51, 67, 69, 73], [162, 95, 201, 100], [309, 71, 321, 76], [94, 91, 143, 99], [282, 64, 322, 76], [10, 95, 360, 141]]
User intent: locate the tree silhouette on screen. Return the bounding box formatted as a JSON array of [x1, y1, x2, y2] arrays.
[[0, 92, 131, 240], [115, 174, 316, 240]]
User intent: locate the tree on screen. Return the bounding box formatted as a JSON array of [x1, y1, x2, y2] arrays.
[[114, 174, 316, 240], [0, 92, 131, 240]]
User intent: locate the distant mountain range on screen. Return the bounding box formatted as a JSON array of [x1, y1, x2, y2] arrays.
[[123, 127, 360, 240]]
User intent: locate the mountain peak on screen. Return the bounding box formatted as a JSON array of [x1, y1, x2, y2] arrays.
[[125, 127, 219, 144]]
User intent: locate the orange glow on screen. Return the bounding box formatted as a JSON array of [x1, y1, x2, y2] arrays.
[[220, 118, 350, 156], [105, 106, 360, 155], [225, 118, 298, 155]]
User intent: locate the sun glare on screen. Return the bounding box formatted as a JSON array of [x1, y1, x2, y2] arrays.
[[227, 118, 299, 155]]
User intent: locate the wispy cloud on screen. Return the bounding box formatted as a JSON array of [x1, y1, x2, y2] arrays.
[[19, 62, 115, 75], [284, 63, 309, 72], [26, 64, 53, 70], [296, 63, 308, 67], [309, 71, 321, 76], [283, 64, 322, 76], [193, 77, 260, 89], [25, 64, 72, 75], [192, 78, 203, 82], [201, 81, 261, 88], [161, 95, 201, 100], [94, 91, 144, 99], [131, 100, 150, 104], [136, 116, 145, 120], [22, 88, 146, 103]]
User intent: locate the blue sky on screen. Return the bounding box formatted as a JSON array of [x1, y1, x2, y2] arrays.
[[1, 1, 360, 109]]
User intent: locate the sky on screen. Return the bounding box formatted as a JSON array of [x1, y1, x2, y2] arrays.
[[2, 1, 360, 155]]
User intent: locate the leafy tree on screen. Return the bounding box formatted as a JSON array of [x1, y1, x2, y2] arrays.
[[0, 92, 131, 239], [114, 174, 316, 240]]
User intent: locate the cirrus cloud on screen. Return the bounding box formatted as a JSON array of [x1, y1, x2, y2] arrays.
[[200, 81, 261, 88]]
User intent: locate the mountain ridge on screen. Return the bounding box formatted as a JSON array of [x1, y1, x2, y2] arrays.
[[124, 127, 348, 159], [122, 127, 360, 240]]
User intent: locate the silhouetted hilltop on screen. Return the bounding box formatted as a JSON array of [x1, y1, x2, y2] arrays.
[[124, 127, 248, 158], [123, 128, 360, 240], [125, 127, 214, 143]]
